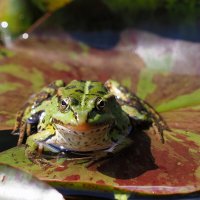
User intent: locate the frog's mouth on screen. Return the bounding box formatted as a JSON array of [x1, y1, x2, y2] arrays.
[[55, 124, 111, 137], [53, 119, 112, 136]]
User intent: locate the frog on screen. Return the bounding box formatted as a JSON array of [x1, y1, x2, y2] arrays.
[[12, 79, 169, 166]]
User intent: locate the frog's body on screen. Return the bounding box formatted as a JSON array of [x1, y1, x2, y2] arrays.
[[13, 80, 169, 165]]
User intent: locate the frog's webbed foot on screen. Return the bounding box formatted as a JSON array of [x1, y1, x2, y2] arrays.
[[26, 151, 55, 168], [12, 110, 24, 135], [12, 117, 29, 146], [25, 144, 61, 168], [85, 142, 132, 167], [24, 127, 58, 167], [12, 107, 40, 146], [76, 151, 112, 167], [42, 143, 111, 167], [149, 109, 171, 143], [84, 138, 133, 167], [12, 116, 38, 146], [151, 121, 165, 143], [12, 110, 28, 144]]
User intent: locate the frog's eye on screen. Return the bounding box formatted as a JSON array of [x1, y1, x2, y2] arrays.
[[60, 98, 70, 112], [96, 97, 106, 111]]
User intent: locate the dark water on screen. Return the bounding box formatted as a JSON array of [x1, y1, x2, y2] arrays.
[[0, 130, 18, 152]]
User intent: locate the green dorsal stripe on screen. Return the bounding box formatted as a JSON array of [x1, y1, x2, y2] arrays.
[[81, 81, 91, 107]]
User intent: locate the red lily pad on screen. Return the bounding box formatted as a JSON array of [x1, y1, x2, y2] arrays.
[[0, 30, 200, 195]]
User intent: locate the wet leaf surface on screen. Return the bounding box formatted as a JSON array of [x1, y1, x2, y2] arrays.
[[0, 30, 200, 195]]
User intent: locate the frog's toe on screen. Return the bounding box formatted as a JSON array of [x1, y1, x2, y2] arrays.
[[86, 152, 112, 167], [72, 151, 111, 167], [151, 122, 165, 143], [26, 150, 55, 167], [25, 148, 37, 161]]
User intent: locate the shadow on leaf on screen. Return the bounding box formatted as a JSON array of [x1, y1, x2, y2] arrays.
[[98, 130, 158, 179]]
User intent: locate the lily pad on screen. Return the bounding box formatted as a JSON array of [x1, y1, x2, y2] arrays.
[[0, 30, 200, 196]]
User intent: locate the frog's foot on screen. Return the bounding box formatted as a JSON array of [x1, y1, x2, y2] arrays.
[[12, 110, 24, 135], [12, 105, 37, 145], [25, 140, 59, 168], [75, 151, 112, 167], [12, 110, 28, 145], [77, 139, 131, 167], [13, 119, 35, 146], [151, 120, 169, 143], [25, 149, 60, 168]]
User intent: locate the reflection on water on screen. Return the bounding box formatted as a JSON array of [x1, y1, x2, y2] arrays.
[[21, 33, 29, 40], [0, 21, 30, 48]]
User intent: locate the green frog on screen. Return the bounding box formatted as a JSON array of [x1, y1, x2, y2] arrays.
[[13, 80, 169, 165]]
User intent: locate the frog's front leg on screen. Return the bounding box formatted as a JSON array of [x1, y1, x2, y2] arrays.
[[25, 126, 56, 166]]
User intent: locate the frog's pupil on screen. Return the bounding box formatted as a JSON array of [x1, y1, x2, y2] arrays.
[[98, 101, 105, 107], [96, 98, 105, 110], [61, 100, 67, 106], [59, 99, 70, 112]]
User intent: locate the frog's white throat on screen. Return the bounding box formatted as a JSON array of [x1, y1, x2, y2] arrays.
[[54, 123, 111, 136], [53, 123, 113, 151]]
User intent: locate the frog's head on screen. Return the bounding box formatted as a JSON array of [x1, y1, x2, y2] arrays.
[[52, 80, 118, 142]]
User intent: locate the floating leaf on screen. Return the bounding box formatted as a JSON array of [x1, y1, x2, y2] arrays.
[[0, 30, 200, 196]]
